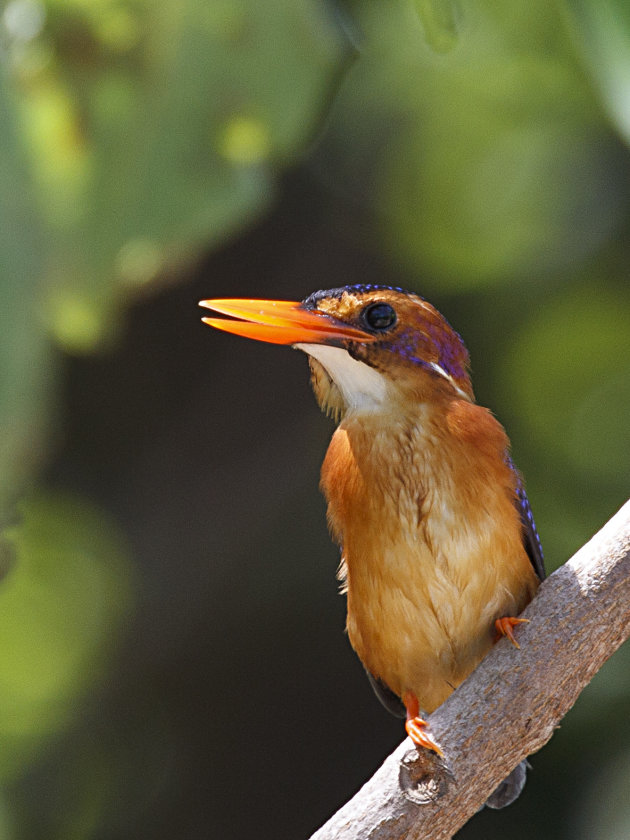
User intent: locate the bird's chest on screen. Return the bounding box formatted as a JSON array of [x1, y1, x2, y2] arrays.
[[320, 412, 534, 710]]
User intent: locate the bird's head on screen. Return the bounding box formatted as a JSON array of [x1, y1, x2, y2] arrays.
[[200, 285, 473, 420]]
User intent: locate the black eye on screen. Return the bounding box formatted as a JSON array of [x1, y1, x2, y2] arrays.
[[362, 302, 397, 332]]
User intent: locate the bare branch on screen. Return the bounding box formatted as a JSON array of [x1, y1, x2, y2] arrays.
[[309, 499, 630, 840]]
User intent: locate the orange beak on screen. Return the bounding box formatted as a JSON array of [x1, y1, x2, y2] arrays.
[[199, 298, 376, 346]]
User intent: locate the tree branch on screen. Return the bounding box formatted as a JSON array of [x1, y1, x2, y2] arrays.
[[309, 499, 630, 840]]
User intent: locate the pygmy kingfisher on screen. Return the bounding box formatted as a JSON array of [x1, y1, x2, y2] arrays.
[[200, 285, 544, 806]]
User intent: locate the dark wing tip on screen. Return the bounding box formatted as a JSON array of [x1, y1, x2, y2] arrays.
[[507, 455, 545, 581], [365, 671, 406, 718]]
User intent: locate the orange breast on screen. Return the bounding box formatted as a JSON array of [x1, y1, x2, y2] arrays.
[[320, 399, 538, 713]]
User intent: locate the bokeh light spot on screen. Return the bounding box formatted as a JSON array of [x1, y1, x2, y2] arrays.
[[95, 6, 141, 52], [218, 116, 272, 166], [2, 0, 45, 42], [116, 238, 164, 288], [49, 292, 106, 354]]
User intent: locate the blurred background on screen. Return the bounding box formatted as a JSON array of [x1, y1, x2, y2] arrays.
[[0, 0, 629, 837]]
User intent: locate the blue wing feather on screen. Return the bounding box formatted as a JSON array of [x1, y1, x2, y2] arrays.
[[507, 455, 545, 581]]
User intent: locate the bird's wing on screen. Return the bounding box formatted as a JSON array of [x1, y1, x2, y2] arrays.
[[510, 457, 546, 581]]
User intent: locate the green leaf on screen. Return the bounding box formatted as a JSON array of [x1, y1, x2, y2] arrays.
[[0, 492, 132, 780], [411, 0, 462, 54], [322, 0, 623, 289], [0, 68, 53, 520], [500, 286, 630, 484], [9, 0, 345, 352], [566, 0, 630, 145]]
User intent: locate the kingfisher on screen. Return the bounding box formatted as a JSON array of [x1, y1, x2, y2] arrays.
[[200, 285, 544, 802]]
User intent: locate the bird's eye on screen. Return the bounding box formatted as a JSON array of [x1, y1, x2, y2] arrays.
[[362, 302, 397, 332]]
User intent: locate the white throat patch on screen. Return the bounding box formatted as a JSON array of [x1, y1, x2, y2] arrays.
[[294, 343, 387, 413]]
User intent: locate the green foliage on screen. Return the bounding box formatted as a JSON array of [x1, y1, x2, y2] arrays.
[[566, 0, 630, 144], [324, 0, 625, 287], [0, 492, 132, 779], [0, 0, 629, 837], [502, 286, 630, 484], [4, 0, 344, 354], [411, 0, 462, 54], [0, 66, 52, 521]]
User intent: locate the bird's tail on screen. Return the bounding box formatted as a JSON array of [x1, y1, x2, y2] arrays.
[[484, 759, 530, 809]]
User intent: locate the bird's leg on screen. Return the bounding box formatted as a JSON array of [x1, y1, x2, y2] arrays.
[[494, 616, 530, 649], [402, 691, 444, 757]]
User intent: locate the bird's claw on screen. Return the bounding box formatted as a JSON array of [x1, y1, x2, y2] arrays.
[[495, 616, 529, 648], [405, 716, 444, 757]]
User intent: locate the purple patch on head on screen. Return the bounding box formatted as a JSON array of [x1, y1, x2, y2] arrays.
[[384, 328, 432, 370], [429, 325, 467, 381], [388, 325, 467, 381]]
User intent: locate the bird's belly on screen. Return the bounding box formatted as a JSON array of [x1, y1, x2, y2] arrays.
[[345, 538, 534, 713]]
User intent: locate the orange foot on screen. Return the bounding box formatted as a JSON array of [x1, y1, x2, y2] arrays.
[[402, 691, 444, 757], [495, 616, 529, 649]]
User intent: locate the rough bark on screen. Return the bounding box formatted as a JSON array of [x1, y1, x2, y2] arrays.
[[309, 498, 630, 840]]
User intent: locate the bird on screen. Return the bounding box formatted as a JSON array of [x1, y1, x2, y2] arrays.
[[199, 284, 544, 806]]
